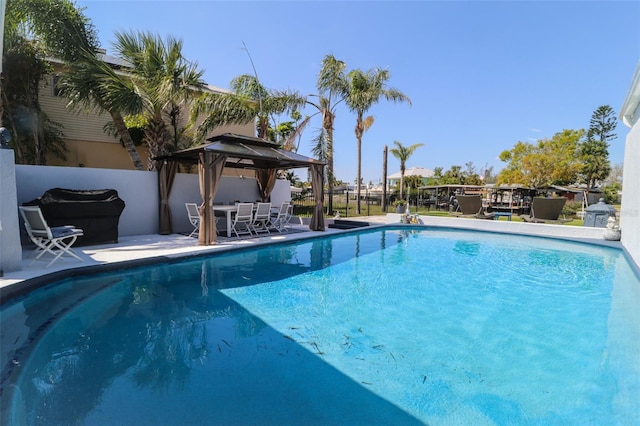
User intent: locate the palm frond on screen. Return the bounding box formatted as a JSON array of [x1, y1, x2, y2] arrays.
[[282, 115, 312, 152]]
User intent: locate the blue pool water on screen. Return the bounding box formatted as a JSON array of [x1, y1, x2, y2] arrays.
[[1, 227, 639, 425]]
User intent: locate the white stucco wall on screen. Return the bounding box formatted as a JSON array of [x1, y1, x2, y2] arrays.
[[12, 165, 292, 238], [16, 165, 158, 236], [0, 150, 21, 272], [619, 61, 640, 269], [620, 123, 639, 266], [169, 175, 290, 233]]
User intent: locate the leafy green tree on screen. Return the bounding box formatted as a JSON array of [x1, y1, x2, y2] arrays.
[[403, 175, 423, 188], [343, 67, 411, 214], [278, 110, 305, 150], [284, 171, 302, 187], [2, 0, 98, 164], [602, 183, 621, 204], [497, 141, 533, 185], [1, 36, 66, 164], [442, 165, 464, 184], [497, 129, 583, 188], [269, 121, 295, 144], [109, 31, 205, 170], [389, 140, 424, 199], [192, 74, 306, 142], [61, 50, 145, 170], [461, 161, 484, 185], [425, 167, 443, 186], [579, 105, 616, 191]]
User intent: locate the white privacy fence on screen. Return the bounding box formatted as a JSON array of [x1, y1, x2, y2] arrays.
[[14, 165, 290, 236]]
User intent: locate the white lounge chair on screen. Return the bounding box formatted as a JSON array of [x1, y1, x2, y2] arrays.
[[19, 206, 84, 268], [251, 202, 271, 234], [185, 203, 201, 238], [231, 203, 254, 237]]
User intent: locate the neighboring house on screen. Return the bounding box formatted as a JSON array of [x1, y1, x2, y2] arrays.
[[387, 166, 434, 189], [40, 55, 255, 170]]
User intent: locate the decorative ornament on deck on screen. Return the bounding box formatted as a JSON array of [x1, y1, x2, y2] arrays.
[[603, 216, 621, 241]]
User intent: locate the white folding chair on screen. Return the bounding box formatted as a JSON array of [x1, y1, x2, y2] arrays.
[[251, 202, 271, 234], [19, 206, 85, 268], [185, 203, 201, 238], [231, 203, 254, 237], [268, 201, 290, 233], [282, 202, 294, 229]]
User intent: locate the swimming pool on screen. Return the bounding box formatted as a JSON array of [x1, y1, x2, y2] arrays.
[[1, 227, 639, 425]]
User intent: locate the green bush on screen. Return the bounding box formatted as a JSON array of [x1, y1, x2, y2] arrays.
[[561, 200, 582, 217], [602, 185, 621, 204]]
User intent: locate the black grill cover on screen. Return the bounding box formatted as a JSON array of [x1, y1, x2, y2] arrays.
[[24, 188, 126, 246]]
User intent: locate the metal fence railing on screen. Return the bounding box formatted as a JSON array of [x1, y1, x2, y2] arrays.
[[290, 189, 458, 217], [291, 190, 389, 217]]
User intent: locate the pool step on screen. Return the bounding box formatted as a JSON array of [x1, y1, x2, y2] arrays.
[[328, 220, 370, 229]]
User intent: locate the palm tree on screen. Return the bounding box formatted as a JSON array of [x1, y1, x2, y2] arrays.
[[2, 0, 99, 164], [389, 141, 424, 199], [60, 49, 145, 170], [343, 68, 411, 214], [110, 31, 205, 170], [192, 74, 306, 142], [305, 54, 348, 215]]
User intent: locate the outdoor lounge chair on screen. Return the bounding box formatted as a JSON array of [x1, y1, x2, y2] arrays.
[[251, 202, 272, 234], [19, 205, 84, 268], [474, 207, 495, 220], [456, 195, 483, 215], [185, 203, 201, 238], [522, 197, 568, 223], [231, 203, 254, 237]]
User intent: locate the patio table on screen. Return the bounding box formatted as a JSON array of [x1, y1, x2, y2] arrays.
[[213, 205, 239, 237], [213, 204, 260, 237]]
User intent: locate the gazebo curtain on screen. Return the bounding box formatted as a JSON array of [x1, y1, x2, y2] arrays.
[[158, 160, 179, 235], [256, 168, 278, 202], [198, 151, 228, 245], [309, 164, 325, 231]]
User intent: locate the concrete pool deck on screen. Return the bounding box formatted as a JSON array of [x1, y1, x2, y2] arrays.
[[0, 214, 625, 290]]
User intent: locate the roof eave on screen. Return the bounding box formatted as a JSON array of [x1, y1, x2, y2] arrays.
[[620, 61, 640, 128]]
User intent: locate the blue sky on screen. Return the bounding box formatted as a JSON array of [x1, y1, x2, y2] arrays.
[[77, 0, 639, 184]]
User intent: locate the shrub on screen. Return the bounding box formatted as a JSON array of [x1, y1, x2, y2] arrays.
[[561, 200, 582, 217], [602, 185, 621, 204]]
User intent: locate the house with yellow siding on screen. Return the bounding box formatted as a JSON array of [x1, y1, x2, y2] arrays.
[[40, 58, 255, 171]]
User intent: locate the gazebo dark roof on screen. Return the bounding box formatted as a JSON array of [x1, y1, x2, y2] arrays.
[[156, 133, 325, 169]]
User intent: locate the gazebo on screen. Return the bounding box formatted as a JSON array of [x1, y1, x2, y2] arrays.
[[156, 133, 326, 245]]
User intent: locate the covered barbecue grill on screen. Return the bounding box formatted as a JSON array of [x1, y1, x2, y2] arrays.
[[23, 188, 125, 246]]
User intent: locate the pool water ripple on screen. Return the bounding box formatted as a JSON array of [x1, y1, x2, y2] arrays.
[[1, 227, 638, 425]]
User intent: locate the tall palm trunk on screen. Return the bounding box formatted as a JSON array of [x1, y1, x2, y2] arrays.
[[111, 110, 144, 170], [355, 111, 364, 214], [257, 115, 269, 139], [400, 163, 406, 199], [324, 110, 335, 215], [145, 116, 169, 171]]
